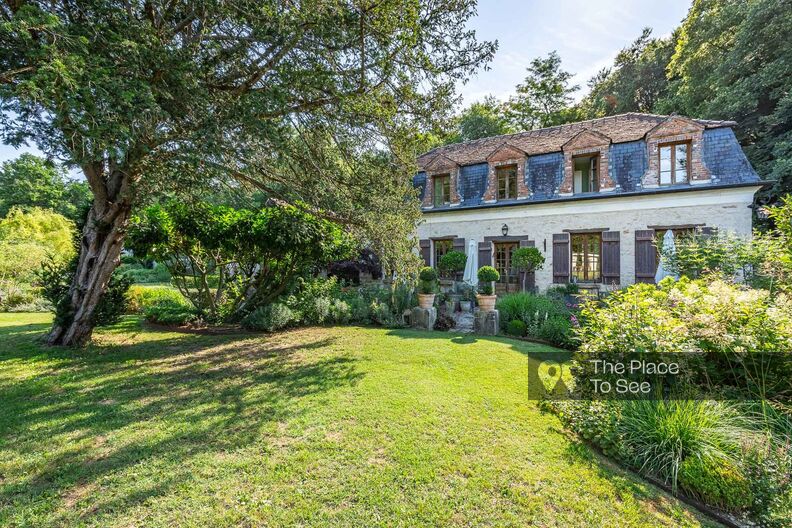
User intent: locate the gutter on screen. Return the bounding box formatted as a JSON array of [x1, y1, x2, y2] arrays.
[[421, 181, 771, 215]]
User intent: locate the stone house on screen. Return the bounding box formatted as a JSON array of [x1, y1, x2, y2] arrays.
[[414, 113, 765, 294]]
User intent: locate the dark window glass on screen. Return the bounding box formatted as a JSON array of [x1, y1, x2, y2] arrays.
[[494, 242, 518, 284], [658, 142, 690, 185], [434, 239, 453, 268]]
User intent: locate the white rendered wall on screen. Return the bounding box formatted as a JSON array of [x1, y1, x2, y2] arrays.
[[416, 186, 760, 290]]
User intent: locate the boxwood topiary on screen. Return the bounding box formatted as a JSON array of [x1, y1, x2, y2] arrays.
[[506, 319, 527, 337]]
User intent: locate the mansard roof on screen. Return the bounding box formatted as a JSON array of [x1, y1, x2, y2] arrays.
[[417, 113, 735, 169]]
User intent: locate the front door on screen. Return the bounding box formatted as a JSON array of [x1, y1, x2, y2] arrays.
[[494, 242, 519, 294]]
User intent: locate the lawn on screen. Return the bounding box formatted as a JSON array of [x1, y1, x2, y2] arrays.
[[0, 313, 720, 527]]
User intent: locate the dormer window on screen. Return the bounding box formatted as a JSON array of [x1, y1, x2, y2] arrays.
[[659, 141, 690, 185], [433, 174, 451, 206], [573, 154, 599, 194], [496, 165, 518, 200]]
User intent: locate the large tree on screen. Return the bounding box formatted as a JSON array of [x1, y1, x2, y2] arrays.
[[446, 95, 513, 143], [0, 0, 494, 345], [506, 51, 580, 130], [579, 28, 675, 118]]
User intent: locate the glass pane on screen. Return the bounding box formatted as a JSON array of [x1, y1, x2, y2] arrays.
[[498, 173, 506, 199], [675, 144, 688, 182], [660, 170, 672, 185], [509, 170, 517, 199], [433, 177, 443, 206], [443, 178, 450, 202]]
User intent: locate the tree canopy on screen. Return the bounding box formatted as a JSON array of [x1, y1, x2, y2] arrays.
[[0, 0, 495, 345], [506, 51, 580, 130], [0, 154, 90, 221], [445, 96, 514, 144]]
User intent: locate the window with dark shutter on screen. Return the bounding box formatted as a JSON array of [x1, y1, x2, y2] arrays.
[[635, 230, 656, 283], [601, 231, 620, 285], [478, 241, 492, 267], [419, 239, 431, 266], [552, 233, 570, 284]]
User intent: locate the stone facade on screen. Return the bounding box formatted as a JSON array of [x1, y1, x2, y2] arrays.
[[416, 186, 759, 292]]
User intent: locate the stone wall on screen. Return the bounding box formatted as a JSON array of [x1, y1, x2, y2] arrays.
[[416, 186, 759, 291]]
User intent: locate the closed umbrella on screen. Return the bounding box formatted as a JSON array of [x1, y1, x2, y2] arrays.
[[654, 229, 678, 283], [463, 239, 478, 287]]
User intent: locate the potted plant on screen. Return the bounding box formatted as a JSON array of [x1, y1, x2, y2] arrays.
[[458, 284, 475, 312], [417, 266, 438, 309], [511, 247, 545, 292], [476, 265, 500, 312], [438, 250, 467, 281]]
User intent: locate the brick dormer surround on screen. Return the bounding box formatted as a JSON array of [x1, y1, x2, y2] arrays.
[[559, 130, 616, 196], [421, 154, 461, 208], [482, 143, 529, 203], [641, 116, 711, 188]]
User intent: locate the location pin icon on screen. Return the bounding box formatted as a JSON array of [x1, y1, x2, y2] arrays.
[[537, 360, 563, 394]]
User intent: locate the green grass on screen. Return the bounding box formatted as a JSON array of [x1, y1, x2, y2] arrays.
[[0, 313, 720, 527]]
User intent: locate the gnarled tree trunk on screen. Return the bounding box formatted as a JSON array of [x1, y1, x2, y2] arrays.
[[47, 165, 132, 347]]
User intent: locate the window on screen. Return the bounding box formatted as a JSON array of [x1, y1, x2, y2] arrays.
[[433, 174, 451, 207], [571, 233, 601, 282], [573, 155, 599, 194], [496, 165, 518, 200], [494, 242, 518, 284], [659, 141, 690, 185], [433, 239, 453, 268]]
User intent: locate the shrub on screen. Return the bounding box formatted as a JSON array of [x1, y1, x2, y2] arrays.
[[285, 277, 341, 325], [618, 399, 751, 492], [506, 319, 527, 337], [417, 266, 438, 294], [241, 303, 295, 332], [551, 400, 623, 458], [118, 263, 171, 284], [511, 246, 544, 272], [369, 300, 397, 326], [477, 265, 499, 295], [126, 285, 188, 313], [328, 299, 351, 324], [144, 299, 197, 325], [744, 441, 792, 527], [678, 456, 752, 512], [433, 313, 455, 331], [438, 250, 466, 275], [537, 316, 574, 348], [496, 292, 574, 347]]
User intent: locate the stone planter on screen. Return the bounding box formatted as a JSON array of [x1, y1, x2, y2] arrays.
[[417, 293, 436, 309], [459, 300, 472, 312], [476, 294, 497, 312], [444, 300, 455, 313]]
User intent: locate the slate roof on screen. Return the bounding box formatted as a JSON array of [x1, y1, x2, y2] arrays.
[[417, 113, 736, 168]]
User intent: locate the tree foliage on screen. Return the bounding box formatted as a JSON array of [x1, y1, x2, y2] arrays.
[[127, 201, 353, 321], [0, 0, 494, 344], [506, 51, 580, 130], [0, 154, 90, 222], [446, 96, 513, 143]]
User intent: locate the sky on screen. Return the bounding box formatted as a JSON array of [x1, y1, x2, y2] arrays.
[[0, 0, 692, 167]]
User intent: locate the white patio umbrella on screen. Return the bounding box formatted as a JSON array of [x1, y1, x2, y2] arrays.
[[463, 239, 478, 287], [654, 229, 678, 283]]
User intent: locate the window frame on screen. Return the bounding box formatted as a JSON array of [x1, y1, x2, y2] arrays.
[[493, 241, 519, 284], [570, 232, 602, 283], [571, 153, 600, 194], [433, 238, 454, 269], [657, 140, 691, 186], [496, 164, 518, 200], [432, 173, 451, 207]]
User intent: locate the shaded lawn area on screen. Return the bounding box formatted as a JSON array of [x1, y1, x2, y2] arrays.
[[0, 313, 720, 527]]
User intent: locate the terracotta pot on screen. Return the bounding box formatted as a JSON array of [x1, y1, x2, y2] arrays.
[[476, 294, 497, 312], [417, 293, 435, 309]]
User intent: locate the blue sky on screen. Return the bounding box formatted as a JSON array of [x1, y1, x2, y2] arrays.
[[0, 0, 691, 166]]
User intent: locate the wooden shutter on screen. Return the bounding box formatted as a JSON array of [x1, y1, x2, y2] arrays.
[[419, 239, 431, 266], [601, 231, 620, 285], [635, 230, 656, 283], [519, 239, 536, 291], [552, 234, 570, 284], [452, 237, 466, 253], [478, 241, 492, 267]]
